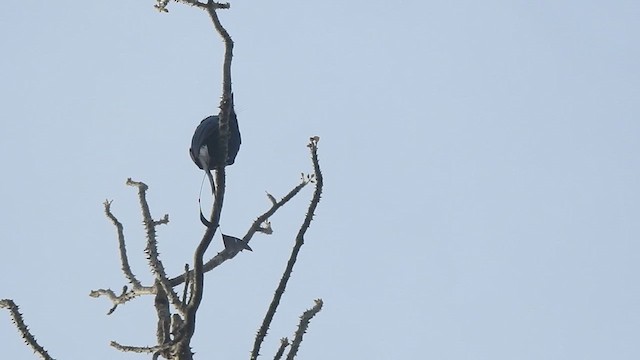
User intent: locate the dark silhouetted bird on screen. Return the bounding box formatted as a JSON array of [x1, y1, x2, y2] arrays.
[[189, 98, 241, 171], [190, 95, 241, 196]]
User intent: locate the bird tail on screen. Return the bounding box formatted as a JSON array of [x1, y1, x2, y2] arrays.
[[222, 234, 253, 252]]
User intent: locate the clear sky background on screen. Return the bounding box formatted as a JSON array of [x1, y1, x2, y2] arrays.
[[1, 1, 639, 359]]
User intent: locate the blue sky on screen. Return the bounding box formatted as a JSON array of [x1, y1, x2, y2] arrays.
[[1, 1, 639, 359]]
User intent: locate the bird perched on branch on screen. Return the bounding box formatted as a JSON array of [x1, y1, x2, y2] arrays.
[[189, 95, 241, 171], [189, 94, 241, 194]]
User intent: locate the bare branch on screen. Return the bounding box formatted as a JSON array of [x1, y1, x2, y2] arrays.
[[250, 137, 324, 360], [273, 338, 290, 360], [206, 1, 233, 99], [154, 280, 172, 346], [241, 180, 310, 246], [1, 299, 56, 360], [182, 167, 225, 350], [89, 286, 156, 314], [154, 213, 170, 226], [110, 340, 158, 353], [95, 182, 182, 317], [112, 334, 194, 360], [182, 264, 191, 304], [286, 299, 324, 360], [154, 0, 227, 12], [167, 178, 311, 287], [126, 178, 186, 315], [103, 199, 142, 288]]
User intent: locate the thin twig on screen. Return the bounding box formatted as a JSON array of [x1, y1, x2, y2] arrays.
[[206, 1, 233, 98], [154, 0, 227, 13], [110, 341, 159, 353], [273, 338, 290, 360], [286, 299, 323, 360], [103, 200, 142, 288], [89, 286, 156, 314], [0, 299, 56, 360]]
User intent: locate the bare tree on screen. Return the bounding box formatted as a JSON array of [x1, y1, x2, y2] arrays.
[[2, 2, 324, 359]]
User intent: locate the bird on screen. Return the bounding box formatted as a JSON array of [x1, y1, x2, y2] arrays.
[[189, 94, 241, 195], [189, 96, 241, 171]]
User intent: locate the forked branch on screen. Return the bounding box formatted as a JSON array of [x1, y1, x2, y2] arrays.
[[251, 137, 324, 360], [168, 176, 312, 287]]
